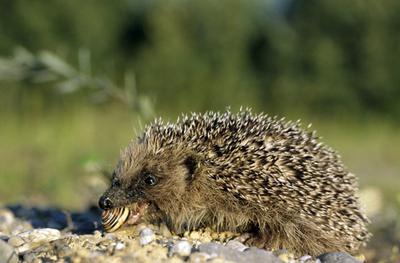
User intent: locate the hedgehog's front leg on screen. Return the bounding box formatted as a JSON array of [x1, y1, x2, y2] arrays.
[[234, 231, 272, 250]]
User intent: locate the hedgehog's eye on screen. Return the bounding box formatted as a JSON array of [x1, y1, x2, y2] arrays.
[[143, 173, 157, 186]]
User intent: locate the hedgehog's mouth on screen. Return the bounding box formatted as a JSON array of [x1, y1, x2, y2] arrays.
[[101, 202, 149, 232], [126, 201, 149, 225]]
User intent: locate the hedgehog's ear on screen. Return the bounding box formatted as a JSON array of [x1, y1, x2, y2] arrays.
[[183, 155, 198, 182]]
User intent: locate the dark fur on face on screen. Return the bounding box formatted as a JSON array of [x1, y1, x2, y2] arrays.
[[101, 146, 194, 209], [101, 145, 184, 201], [99, 143, 256, 234]]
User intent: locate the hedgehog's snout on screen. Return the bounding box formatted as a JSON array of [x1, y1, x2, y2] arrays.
[[99, 195, 113, 210], [99, 184, 143, 211]]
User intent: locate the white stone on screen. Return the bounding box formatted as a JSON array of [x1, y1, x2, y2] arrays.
[[225, 240, 248, 252], [8, 228, 61, 254], [139, 228, 155, 245], [115, 242, 125, 250], [0, 239, 18, 263], [172, 240, 192, 257], [299, 255, 312, 262]]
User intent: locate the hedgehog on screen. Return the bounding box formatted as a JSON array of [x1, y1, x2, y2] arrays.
[[98, 109, 370, 256]]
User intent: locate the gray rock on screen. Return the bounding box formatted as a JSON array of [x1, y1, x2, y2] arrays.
[[317, 252, 361, 263], [0, 239, 18, 263], [10, 223, 33, 236], [22, 253, 37, 263], [243, 247, 283, 263], [299, 255, 313, 262], [225, 240, 248, 252], [188, 252, 212, 262], [198, 242, 229, 258], [139, 228, 155, 245], [52, 239, 73, 258], [8, 228, 61, 254], [199, 242, 282, 263], [274, 249, 295, 262], [0, 233, 9, 242], [172, 240, 192, 257]]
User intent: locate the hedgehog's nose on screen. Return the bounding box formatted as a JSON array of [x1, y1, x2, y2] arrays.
[[99, 196, 113, 210]]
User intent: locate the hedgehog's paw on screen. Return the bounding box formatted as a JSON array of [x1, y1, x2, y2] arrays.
[[233, 232, 253, 243], [234, 233, 269, 249]]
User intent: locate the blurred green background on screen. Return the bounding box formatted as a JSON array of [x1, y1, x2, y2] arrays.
[[0, 0, 399, 260]]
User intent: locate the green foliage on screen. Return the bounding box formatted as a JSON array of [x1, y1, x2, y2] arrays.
[[129, 0, 263, 113], [0, 48, 154, 118], [1, 0, 399, 119], [285, 0, 400, 118]]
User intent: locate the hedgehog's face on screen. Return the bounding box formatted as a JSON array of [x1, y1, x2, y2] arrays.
[[98, 144, 199, 229]]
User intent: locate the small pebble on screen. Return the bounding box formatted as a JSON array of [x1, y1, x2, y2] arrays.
[[52, 239, 73, 258], [167, 257, 185, 263], [200, 231, 212, 243], [317, 252, 361, 263], [198, 242, 247, 263], [172, 240, 192, 257], [135, 223, 149, 233], [198, 242, 225, 258], [354, 254, 366, 262], [115, 242, 125, 250], [189, 231, 201, 240], [225, 240, 248, 252], [93, 230, 102, 239], [104, 233, 117, 240], [8, 228, 61, 253], [218, 232, 228, 240], [7, 236, 25, 247], [0, 239, 18, 263], [188, 252, 211, 262], [209, 257, 233, 263], [0, 232, 9, 242], [10, 224, 32, 236], [211, 232, 219, 240], [89, 251, 104, 259], [22, 252, 42, 263], [243, 247, 283, 263], [278, 252, 295, 262], [299, 255, 313, 262], [139, 228, 155, 245]]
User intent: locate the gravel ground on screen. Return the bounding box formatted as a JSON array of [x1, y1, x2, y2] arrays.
[[0, 205, 364, 263]]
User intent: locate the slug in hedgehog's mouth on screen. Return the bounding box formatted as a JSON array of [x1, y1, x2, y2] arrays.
[[101, 202, 149, 232]]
